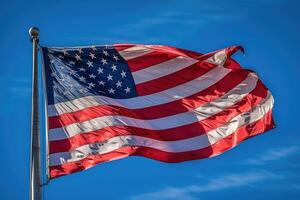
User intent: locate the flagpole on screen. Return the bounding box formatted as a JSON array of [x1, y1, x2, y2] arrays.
[[29, 27, 42, 200]]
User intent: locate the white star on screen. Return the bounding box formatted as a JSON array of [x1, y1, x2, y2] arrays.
[[78, 48, 83, 54], [79, 76, 86, 82], [68, 69, 77, 75], [60, 76, 65, 82], [59, 74, 66, 81], [79, 67, 85, 72], [98, 80, 105, 86], [88, 82, 95, 88], [120, 70, 126, 78], [63, 90, 71, 96], [111, 64, 117, 71], [53, 83, 59, 90], [87, 60, 93, 67], [108, 88, 115, 94], [107, 74, 113, 81], [89, 74, 96, 79], [125, 87, 131, 93], [79, 88, 87, 94], [91, 46, 97, 51], [68, 83, 74, 88], [102, 50, 109, 56], [63, 49, 69, 55], [48, 49, 54, 53], [75, 54, 81, 61], [97, 67, 104, 74], [113, 55, 119, 61], [116, 81, 122, 88], [101, 58, 108, 65], [51, 71, 57, 77], [89, 52, 96, 59]]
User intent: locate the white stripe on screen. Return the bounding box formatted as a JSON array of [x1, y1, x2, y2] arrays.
[[48, 73, 258, 141], [48, 65, 232, 116], [206, 49, 227, 65], [118, 46, 153, 60], [49, 93, 274, 166], [132, 56, 198, 84]]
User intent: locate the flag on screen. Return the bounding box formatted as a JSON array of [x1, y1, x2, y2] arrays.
[[41, 44, 275, 179]]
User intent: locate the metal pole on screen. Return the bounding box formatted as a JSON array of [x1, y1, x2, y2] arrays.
[[29, 27, 42, 200]]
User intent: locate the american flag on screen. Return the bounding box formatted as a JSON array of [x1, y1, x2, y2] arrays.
[[41, 44, 275, 179]]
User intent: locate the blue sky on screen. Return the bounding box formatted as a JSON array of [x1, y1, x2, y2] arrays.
[[1, 0, 300, 199]]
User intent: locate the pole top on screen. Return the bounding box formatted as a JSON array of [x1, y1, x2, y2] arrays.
[[29, 27, 39, 40]]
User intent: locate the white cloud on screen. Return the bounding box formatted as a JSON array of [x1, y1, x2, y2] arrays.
[[111, 0, 284, 36], [245, 146, 299, 165], [0, 77, 31, 99], [131, 145, 300, 200], [130, 171, 280, 200]]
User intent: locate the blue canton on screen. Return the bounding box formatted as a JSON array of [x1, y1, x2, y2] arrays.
[[42, 45, 137, 104]]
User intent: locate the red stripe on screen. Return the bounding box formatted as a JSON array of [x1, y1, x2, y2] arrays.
[[133, 46, 243, 95], [49, 110, 274, 179], [113, 44, 136, 52], [127, 51, 178, 72], [136, 61, 217, 96], [195, 46, 243, 60], [48, 70, 250, 129], [115, 44, 204, 59], [49, 80, 268, 154], [147, 45, 203, 58], [114, 45, 242, 72]]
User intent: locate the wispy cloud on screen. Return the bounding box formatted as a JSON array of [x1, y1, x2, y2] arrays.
[[130, 171, 280, 200], [112, 10, 238, 36], [0, 77, 31, 99], [110, 0, 284, 34], [131, 145, 300, 200], [244, 146, 299, 165], [71, 0, 285, 43]]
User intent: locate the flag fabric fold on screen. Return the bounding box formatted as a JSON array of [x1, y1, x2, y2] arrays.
[[41, 44, 275, 179]]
